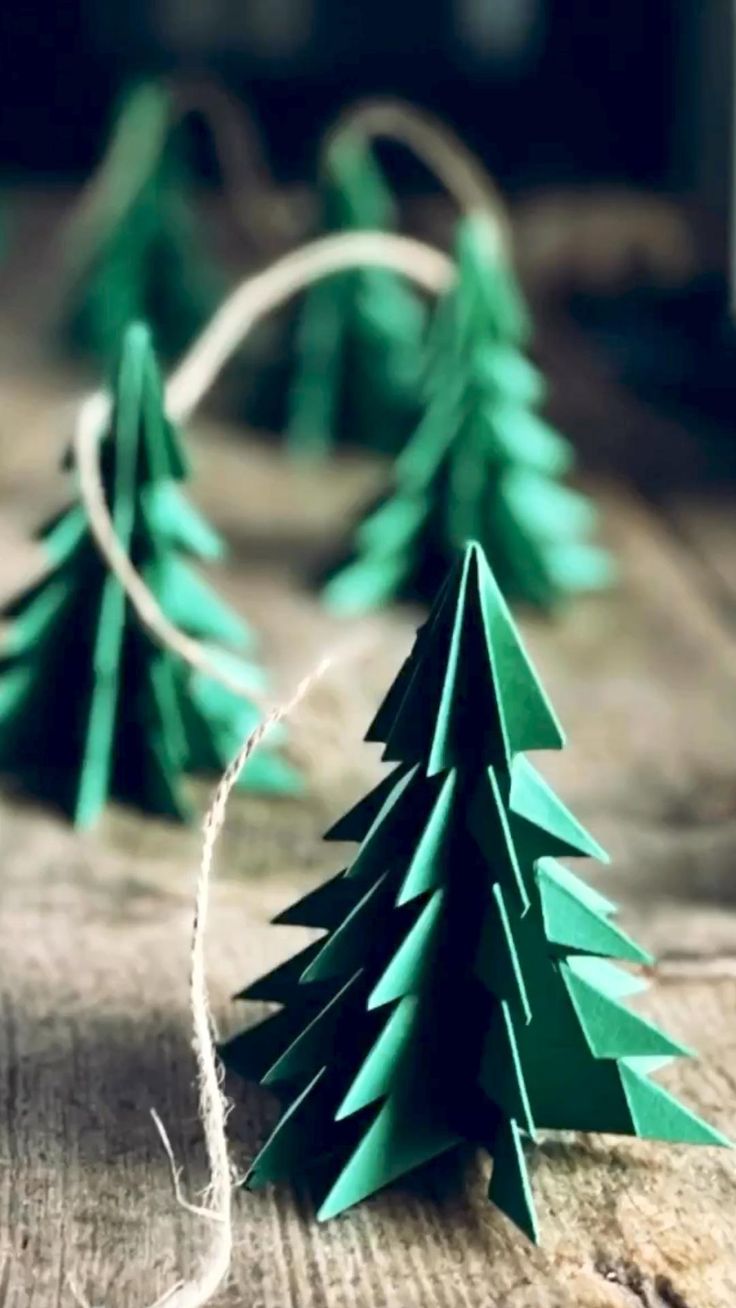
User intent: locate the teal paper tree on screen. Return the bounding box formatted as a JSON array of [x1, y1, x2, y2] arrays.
[[0, 323, 299, 827], [224, 541, 726, 1237], [286, 135, 427, 457], [62, 82, 221, 364], [325, 214, 614, 614]]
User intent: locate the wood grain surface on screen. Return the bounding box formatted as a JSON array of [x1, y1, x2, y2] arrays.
[[0, 217, 735, 1307]]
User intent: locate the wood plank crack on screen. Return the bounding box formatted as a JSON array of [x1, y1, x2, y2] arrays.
[[595, 1257, 697, 1308]]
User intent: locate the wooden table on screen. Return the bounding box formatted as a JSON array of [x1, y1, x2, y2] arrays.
[[0, 244, 735, 1307]]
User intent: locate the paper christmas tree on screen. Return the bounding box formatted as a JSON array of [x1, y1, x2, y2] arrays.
[[0, 323, 299, 827], [62, 82, 221, 363], [286, 135, 427, 457], [224, 541, 727, 1237], [324, 214, 615, 614]]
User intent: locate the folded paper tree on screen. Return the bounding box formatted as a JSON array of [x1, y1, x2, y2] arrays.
[[0, 322, 299, 827], [62, 82, 221, 363], [324, 214, 615, 614], [286, 135, 427, 457], [224, 540, 727, 1237]]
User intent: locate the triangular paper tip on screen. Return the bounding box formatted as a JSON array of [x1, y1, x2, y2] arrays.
[[316, 1193, 347, 1222], [243, 1165, 264, 1191], [621, 1064, 732, 1148], [463, 539, 490, 578], [487, 1118, 540, 1243], [456, 215, 503, 266], [121, 320, 153, 357]]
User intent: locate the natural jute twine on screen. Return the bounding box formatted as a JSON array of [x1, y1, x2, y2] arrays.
[[73, 230, 452, 700], [67, 229, 452, 1307]]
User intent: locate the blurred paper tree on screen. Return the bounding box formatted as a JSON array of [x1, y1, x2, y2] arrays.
[[324, 214, 614, 614], [0, 323, 299, 827], [61, 82, 222, 364], [224, 541, 727, 1236], [285, 136, 428, 457]]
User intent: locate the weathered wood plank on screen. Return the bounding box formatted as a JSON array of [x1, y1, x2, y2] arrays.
[[0, 808, 734, 1308], [664, 492, 736, 616], [0, 229, 735, 1306], [0, 398, 735, 1306]]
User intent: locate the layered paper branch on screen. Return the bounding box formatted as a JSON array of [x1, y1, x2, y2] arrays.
[[325, 214, 615, 614], [224, 540, 727, 1239], [0, 323, 299, 826], [286, 137, 427, 457], [61, 82, 222, 363]]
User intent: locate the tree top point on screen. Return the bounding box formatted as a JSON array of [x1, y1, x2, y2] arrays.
[[456, 211, 503, 265], [122, 320, 154, 356]]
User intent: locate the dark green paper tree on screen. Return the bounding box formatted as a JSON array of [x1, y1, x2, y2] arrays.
[[286, 135, 427, 457], [62, 82, 222, 364], [224, 540, 727, 1237], [325, 214, 614, 614], [0, 323, 299, 828]]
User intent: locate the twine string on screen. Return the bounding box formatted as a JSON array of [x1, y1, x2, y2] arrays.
[[169, 77, 298, 246], [73, 392, 264, 701], [325, 96, 512, 248], [67, 657, 335, 1308], [64, 224, 452, 1308], [166, 228, 451, 419], [154, 655, 335, 1308], [58, 75, 286, 297], [73, 230, 453, 699]]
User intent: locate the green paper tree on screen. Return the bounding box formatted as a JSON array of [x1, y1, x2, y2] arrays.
[[0, 323, 299, 827], [62, 82, 222, 364], [324, 214, 615, 614], [224, 540, 727, 1237], [285, 136, 427, 457]]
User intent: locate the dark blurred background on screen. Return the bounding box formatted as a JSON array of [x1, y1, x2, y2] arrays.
[[0, 0, 727, 199], [0, 0, 733, 478]]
